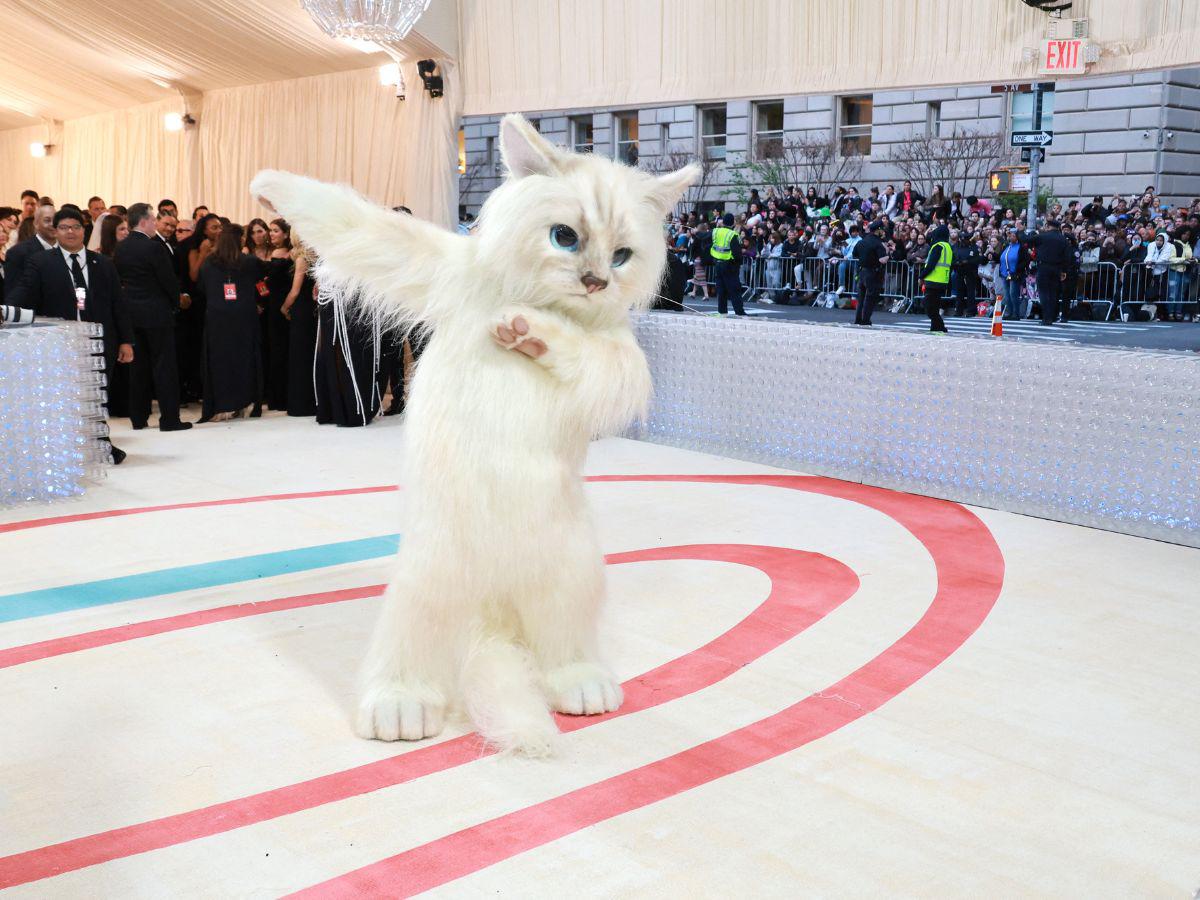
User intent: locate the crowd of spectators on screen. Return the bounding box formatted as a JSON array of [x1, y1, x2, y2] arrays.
[[663, 182, 1200, 321], [1, 190, 420, 464]]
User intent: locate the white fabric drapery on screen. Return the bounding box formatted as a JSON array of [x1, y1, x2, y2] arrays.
[[0, 64, 461, 228]]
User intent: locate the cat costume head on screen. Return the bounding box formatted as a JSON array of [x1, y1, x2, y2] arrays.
[[473, 115, 699, 327]]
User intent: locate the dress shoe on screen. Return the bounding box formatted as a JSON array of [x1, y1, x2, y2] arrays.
[[110, 445, 127, 465], [131, 422, 147, 430], [160, 420, 193, 432]]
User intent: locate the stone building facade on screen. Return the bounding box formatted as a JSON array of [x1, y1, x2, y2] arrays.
[[459, 67, 1200, 215]]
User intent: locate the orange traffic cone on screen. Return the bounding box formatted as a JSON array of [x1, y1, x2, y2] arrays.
[[991, 294, 1004, 337]]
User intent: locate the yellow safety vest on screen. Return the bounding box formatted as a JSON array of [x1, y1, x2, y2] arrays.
[[711, 227, 737, 261], [925, 241, 952, 284]]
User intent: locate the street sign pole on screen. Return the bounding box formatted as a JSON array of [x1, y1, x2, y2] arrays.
[[1026, 85, 1046, 231]]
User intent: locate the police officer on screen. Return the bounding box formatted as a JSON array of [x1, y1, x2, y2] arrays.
[[922, 223, 953, 333], [853, 221, 888, 326], [710, 213, 745, 317], [1024, 218, 1071, 325]]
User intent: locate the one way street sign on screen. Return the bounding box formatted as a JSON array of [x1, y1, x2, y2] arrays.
[[1011, 130, 1053, 148]]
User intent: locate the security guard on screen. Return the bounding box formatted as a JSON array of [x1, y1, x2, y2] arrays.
[[922, 223, 953, 333], [853, 221, 888, 326], [710, 213, 746, 317]]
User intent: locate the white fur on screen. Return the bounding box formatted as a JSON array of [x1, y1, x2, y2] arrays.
[[250, 116, 697, 755]]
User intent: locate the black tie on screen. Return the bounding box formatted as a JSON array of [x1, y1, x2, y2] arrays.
[[70, 253, 86, 290]]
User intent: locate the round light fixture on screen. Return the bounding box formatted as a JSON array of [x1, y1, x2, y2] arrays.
[[164, 112, 184, 132]]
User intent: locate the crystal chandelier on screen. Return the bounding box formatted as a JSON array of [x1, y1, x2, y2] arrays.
[[299, 0, 432, 43]]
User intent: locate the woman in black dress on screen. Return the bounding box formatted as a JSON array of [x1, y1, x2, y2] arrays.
[[176, 213, 223, 404], [282, 240, 318, 417], [314, 288, 382, 427], [262, 218, 292, 411], [195, 224, 263, 422]]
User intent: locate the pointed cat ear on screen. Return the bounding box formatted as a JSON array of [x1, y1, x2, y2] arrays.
[[645, 164, 701, 215], [499, 114, 563, 179]]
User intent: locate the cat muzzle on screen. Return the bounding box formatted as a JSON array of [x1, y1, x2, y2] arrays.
[[581, 273, 608, 294]]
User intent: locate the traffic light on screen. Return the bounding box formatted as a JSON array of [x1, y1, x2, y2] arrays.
[[989, 170, 1012, 192]]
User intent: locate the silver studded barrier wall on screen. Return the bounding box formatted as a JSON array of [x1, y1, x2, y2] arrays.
[[632, 314, 1200, 548], [0, 322, 111, 508]]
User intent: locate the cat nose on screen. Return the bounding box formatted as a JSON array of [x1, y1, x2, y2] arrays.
[[581, 272, 608, 293]]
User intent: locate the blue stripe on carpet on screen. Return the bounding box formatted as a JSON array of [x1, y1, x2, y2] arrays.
[[0, 534, 400, 623]]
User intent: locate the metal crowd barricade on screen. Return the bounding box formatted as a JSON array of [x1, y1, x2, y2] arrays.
[[882, 260, 913, 312], [1074, 260, 1120, 321], [1118, 263, 1170, 321], [746, 254, 802, 303]]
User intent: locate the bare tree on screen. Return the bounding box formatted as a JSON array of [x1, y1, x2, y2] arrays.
[[726, 133, 864, 204], [885, 126, 1013, 199], [640, 143, 718, 216], [458, 159, 491, 205]]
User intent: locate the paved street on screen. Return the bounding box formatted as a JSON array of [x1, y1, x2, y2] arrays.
[[665, 298, 1200, 352]]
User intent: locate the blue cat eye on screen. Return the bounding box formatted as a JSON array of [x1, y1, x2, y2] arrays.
[[550, 224, 579, 251], [611, 247, 632, 267]]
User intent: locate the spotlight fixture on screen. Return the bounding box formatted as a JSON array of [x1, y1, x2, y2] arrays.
[[164, 112, 196, 132], [29, 141, 49, 158], [379, 62, 406, 100], [417, 59, 443, 99]]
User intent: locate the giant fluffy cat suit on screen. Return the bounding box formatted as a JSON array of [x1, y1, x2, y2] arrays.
[[251, 115, 697, 756]]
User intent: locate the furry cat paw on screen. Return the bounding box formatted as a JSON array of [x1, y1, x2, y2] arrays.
[[355, 680, 446, 742], [491, 310, 549, 359], [545, 662, 623, 716]]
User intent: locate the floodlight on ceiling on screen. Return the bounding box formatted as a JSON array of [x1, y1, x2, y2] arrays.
[[29, 141, 48, 158], [164, 112, 196, 131], [379, 62, 400, 86]]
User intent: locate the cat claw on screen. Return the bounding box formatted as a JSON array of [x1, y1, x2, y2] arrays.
[[355, 681, 446, 742], [545, 663, 623, 716]]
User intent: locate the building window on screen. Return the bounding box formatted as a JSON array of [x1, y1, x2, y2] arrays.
[[754, 100, 784, 160], [530, 118, 542, 133], [614, 111, 639, 165], [571, 115, 594, 153], [839, 95, 872, 156], [1010, 90, 1054, 133], [927, 102, 942, 137], [457, 127, 466, 174], [659, 122, 671, 155], [700, 105, 727, 161]]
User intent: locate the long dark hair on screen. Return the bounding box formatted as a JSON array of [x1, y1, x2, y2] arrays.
[[99, 215, 125, 257], [211, 224, 244, 269], [243, 218, 269, 253], [181, 212, 221, 257], [270, 217, 292, 251]]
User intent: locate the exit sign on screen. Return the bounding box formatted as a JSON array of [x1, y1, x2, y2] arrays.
[[1039, 38, 1086, 75]]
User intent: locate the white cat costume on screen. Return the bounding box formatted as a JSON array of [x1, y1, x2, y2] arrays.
[[251, 115, 697, 756]]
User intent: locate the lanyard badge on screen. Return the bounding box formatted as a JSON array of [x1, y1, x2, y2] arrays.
[[223, 282, 237, 301], [75, 286, 87, 311]]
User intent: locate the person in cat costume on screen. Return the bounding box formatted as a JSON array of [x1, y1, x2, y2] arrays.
[[252, 115, 697, 756]]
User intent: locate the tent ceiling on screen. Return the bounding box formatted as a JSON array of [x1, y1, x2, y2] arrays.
[[0, 0, 457, 130]]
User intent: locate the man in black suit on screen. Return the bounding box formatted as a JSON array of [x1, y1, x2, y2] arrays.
[[114, 203, 191, 431], [1024, 219, 1072, 325], [8, 207, 134, 463], [3, 201, 57, 288], [154, 209, 178, 254]]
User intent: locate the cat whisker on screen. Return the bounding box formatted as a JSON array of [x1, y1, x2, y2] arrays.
[[647, 291, 709, 317]]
